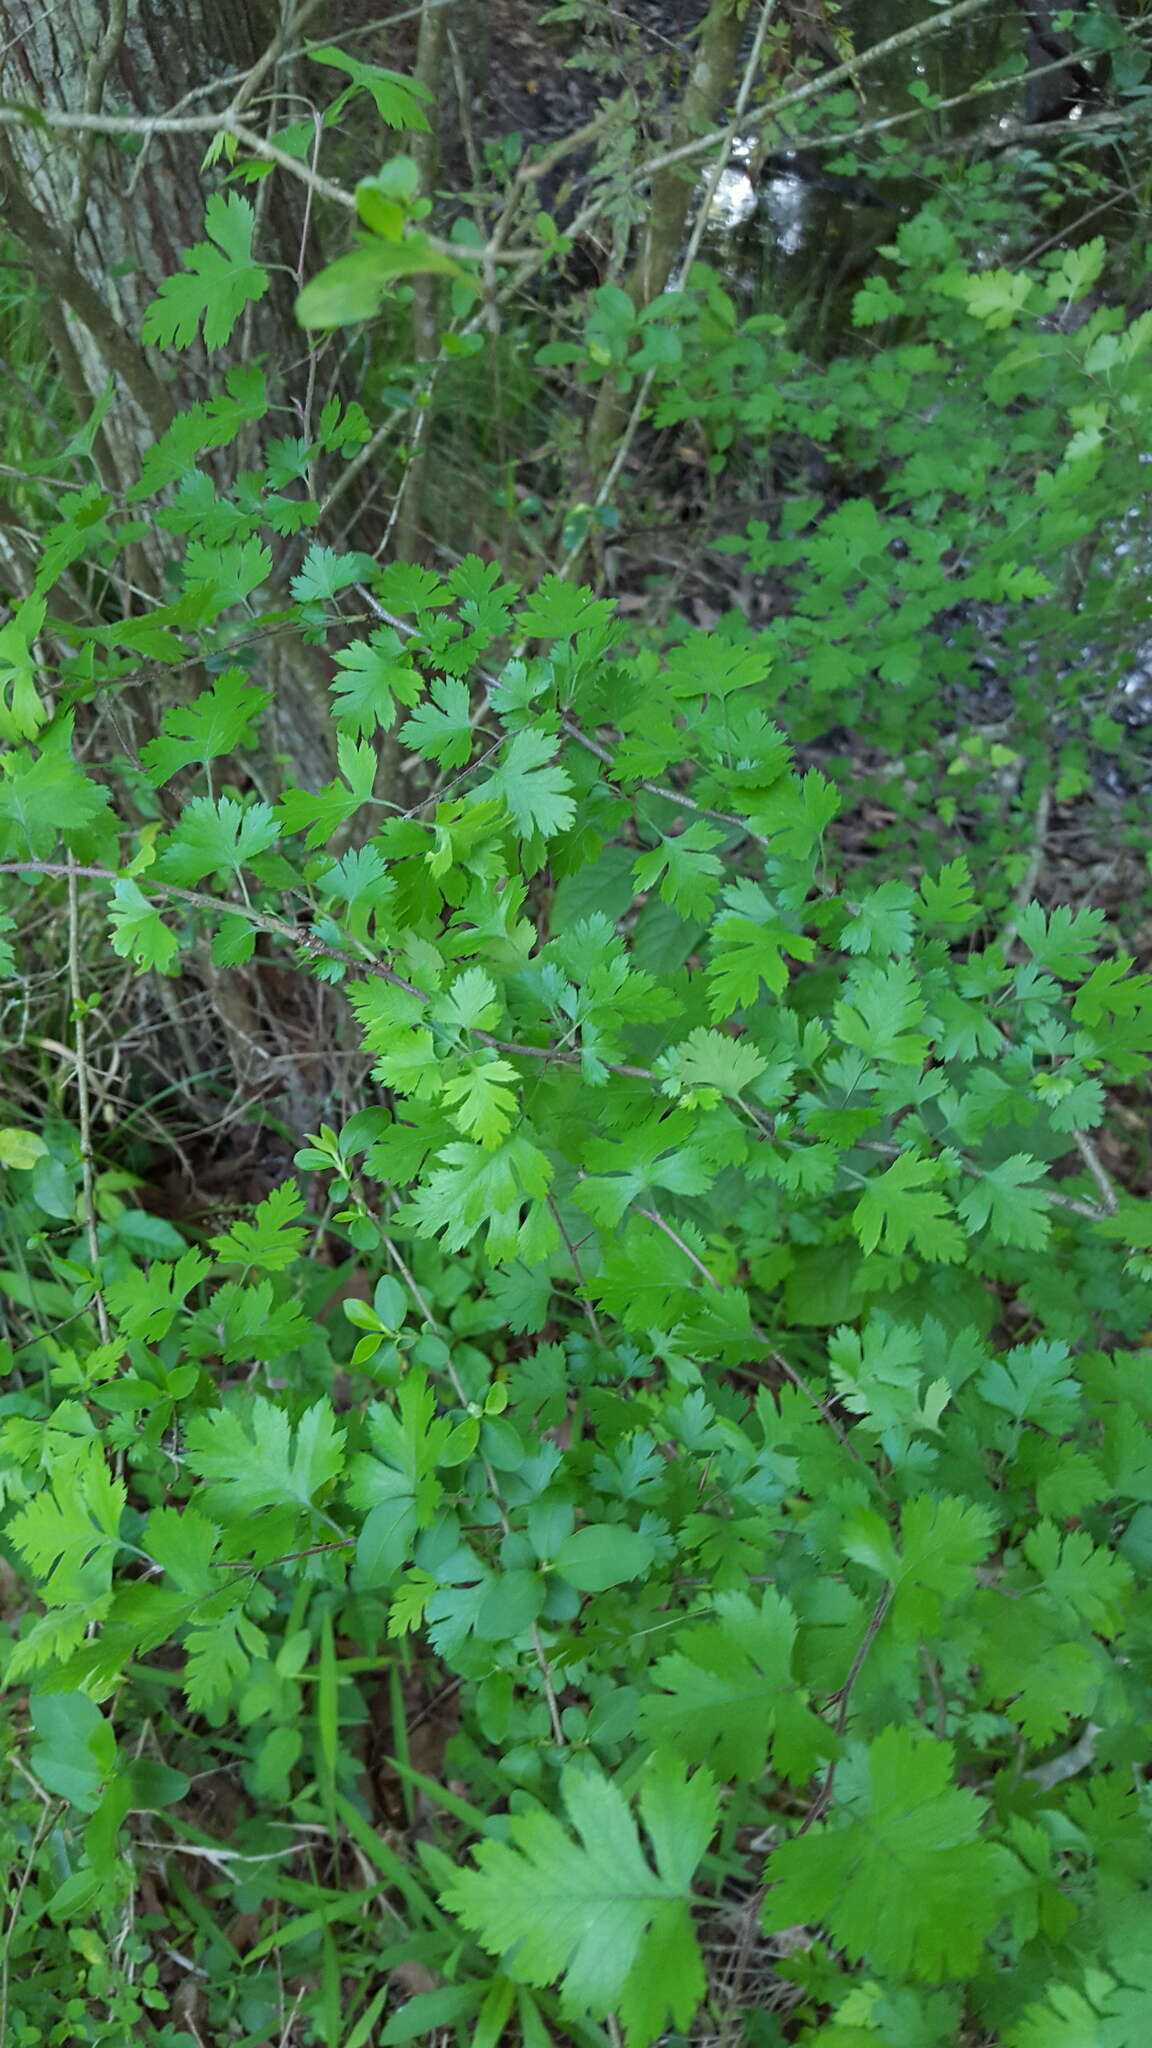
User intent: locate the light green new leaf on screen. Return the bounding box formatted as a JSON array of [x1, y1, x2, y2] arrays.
[[156, 796, 280, 885], [657, 1026, 767, 1102], [441, 1058, 520, 1148], [143, 194, 268, 351], [184, 1397, 345, 1518], [108, 880, 180, 976], [952, 266, 1033, 330], [434, 966, 501, 1034], [484, 728, 576, 840], [443, 1756, 717, 2045]]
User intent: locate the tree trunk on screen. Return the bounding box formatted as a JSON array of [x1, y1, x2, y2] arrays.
[[584, 0, 747, 478], [0, 0, 338, 786]]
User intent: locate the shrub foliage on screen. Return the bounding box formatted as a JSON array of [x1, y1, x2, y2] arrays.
[[3, 10, 1152, 2045]]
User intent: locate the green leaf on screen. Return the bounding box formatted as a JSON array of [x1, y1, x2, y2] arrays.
[[400, 676, 474, 767], [443, 1756, 718, 2045], [399, 1135, 556, 1261], [209, 1180, 309, 1272], [8, 1443, 126, 1601], [852, 1154, 966, 1263], [310, 46, 432, 128], [156, 796, 280, 884], [291, 546, 375, 604], [1015, 902, 1107, 980], [483, 728, 576, 841], [296, 237, 462, 329], [633, 822, 724, 922], [842, 881, 916, 957], [1021, 1523, 1132, 1636], [835, 962, 930, 1067], [108, 880, 180, 975], [657, 1026, 767, 1103], [184, 1397, 345, 1519], [330, 634, 421, 735], [892, 1496, 996, 1640], [552, 1523, 656, 1592], [707, 913, 814, 1019], [142, 194, 268, 351], [0, 717, 112, 859], [640, 1589, 830, 1783], [141, 670, 270, 786], [763, 1727, 1016, 1980], [917, 857, 979, 932], [957, 1154, 1050, 1250], [441, 1058, 520, 1148]]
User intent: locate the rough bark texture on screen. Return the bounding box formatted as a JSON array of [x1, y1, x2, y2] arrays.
[[0, 0, 297, 464], [0, 0, 337, 785], [585, 0, 746, 474]]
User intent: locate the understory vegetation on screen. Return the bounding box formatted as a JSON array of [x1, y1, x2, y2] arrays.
[[3, 1, 1152, 2043]]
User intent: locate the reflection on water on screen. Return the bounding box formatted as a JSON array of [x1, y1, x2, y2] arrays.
[[699, 0, 1026, 327], [758, 166, 811, 259], [708, 164, 758, 230]]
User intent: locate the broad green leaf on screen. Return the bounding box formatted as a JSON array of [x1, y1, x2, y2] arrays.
[[640, 1589, 830, 1783], [142, 194, 268, 350], [763, 1728, 1017, 1980], [552, 1524, 656, 1593], [443, 1757, 717, 2045], [297, 237, 463, 329]]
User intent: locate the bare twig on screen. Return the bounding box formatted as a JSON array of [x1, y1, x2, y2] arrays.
[[66, 855, 110, 1343], [1071, 1128, 1119, 1215]]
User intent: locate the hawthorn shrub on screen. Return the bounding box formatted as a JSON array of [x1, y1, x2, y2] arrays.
[[2, 86, 1152, 2048]]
